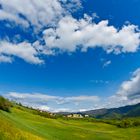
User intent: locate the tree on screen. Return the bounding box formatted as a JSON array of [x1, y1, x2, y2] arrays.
[[0, 96, 12, 112]]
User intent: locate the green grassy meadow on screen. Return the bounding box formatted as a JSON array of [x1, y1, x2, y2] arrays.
[[0, 106, 140, 140], [0, 107, 140, 140]]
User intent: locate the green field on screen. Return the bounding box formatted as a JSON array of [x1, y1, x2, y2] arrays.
[[0, 106, 140, 140]]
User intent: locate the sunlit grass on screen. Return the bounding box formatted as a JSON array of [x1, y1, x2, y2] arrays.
[[0, 113, 44, 140], [1, 106, 140, 140]]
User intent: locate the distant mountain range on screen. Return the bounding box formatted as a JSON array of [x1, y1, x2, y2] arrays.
[[59, 103, 140, 119]]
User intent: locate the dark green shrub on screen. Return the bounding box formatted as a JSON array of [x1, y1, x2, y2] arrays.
[[132, 120, 140, 126], [0, 96, 12, 112]]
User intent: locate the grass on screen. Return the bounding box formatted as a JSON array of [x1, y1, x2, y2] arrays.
[[0, 106, 140, 140], [0, 111, 44, 140]]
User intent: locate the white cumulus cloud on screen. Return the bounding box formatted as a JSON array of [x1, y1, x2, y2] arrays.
[[44, 15, 140, 54], [0, 55, 13, 63], [0, 0, 81, 29], [105, 68, 140, 108], [0, 41, 43, 64], [117, 68, 140, 100], [0, 0, 63, 28], [0, 0, 140, 65]]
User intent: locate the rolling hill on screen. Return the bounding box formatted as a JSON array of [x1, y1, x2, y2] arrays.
[[0, 97, 140, 140], [79, 103, 140, 119], [59, 103, 140, 119]]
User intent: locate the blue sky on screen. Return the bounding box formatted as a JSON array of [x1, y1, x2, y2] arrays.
[[0, 0, 140, 112]]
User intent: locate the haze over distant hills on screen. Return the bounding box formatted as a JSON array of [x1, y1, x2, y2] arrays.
[[59, 103, 140, 119]]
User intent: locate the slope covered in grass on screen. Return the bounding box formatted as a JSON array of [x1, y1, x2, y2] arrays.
[[0, 110, 44, 140], [1, 105, 140, 140]]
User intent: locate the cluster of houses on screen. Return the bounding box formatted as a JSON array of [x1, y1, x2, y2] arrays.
[[38, 109, 89, 118], [67, 114, 89, 118]]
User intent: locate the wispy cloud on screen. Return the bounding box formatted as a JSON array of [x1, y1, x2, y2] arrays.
[[103, 60, 111, 68], [3, 68, 140, 112], [5, 92, 100, 112], [90, 80, 109, 84]]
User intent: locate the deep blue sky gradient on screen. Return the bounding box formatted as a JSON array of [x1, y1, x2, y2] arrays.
[[0, 0, 140, 98]]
